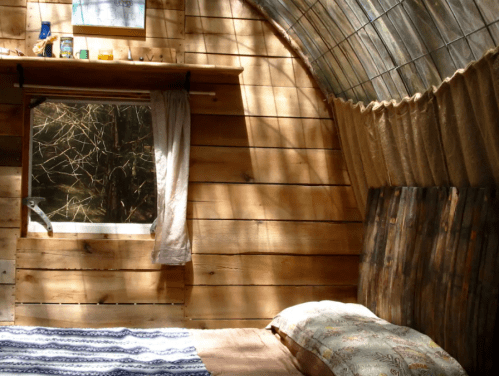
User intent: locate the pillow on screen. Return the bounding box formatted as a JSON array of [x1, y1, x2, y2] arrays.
[[274, 328, 335, 376], [269, 301, 468, 376]]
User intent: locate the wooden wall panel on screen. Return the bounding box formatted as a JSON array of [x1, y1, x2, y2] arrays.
[[0, 1, 26, 6], [16, 304, 184, 328], [185, 0, 232, 17], [0, 74, 23, 105], [190, 147, 349, 184], [184, 33, 238, 55], [0, 164, 18, 322], [189, 220, 363, 255], [236, 23, 268, 56], [0, 259, 15, 284], [26, 0, 75, 3], [0, 136, 22, 166], [191, 115, 340, 149], [16, 269, 184, 303], [185, 286, 357, 319], [0, 198, 20, 227], [187, 184, 361, 221], [0, 285, 14, 321], [242, 85, 276, 117], [17, 228, 362, 269], [181, 0, 357, 330], [239, 55, 274, 86], [17, 238, 158, 270], [186, 255, 359, 286], [190, 83, 245, 115], [267, 57, 299, 87], [0, 228, 19, 259], [185, 52, 242, 71], [185, 16, 234, 35], [26, 2, 71, 34], [145, 9, 184, 39], [0, 6, 25, 39], [17, 222, 362, 269], [0, 167, 21, 197], [185, 0, 264, 19], [0, 105, 22, 136]]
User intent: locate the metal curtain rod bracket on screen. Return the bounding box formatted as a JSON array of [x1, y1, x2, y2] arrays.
[[23, 197, 53, 233], [17, 63, 24, 88]]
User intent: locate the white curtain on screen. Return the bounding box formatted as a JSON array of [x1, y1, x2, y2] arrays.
[[150, 90, 191, 265]]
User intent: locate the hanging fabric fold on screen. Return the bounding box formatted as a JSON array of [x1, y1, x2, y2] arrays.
[[332, 46, 499, 217], [150, 90, 191, 265]]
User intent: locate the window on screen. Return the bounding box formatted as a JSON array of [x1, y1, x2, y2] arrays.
[[28, 100, 157, 234]]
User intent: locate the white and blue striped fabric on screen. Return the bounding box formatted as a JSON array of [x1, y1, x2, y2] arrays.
[[0, 326, 211, 376]]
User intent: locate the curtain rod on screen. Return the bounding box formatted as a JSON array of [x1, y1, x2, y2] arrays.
[[13, 83, 216, 96]]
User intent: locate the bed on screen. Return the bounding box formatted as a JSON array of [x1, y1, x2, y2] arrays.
[[3, 187, 488, 375], [0, 301, 468, 376]]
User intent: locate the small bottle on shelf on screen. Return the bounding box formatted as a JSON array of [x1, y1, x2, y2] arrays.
[[39, 21, 52, 57]]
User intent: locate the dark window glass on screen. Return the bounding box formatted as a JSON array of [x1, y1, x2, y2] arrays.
[[31, 102, 156, 224]]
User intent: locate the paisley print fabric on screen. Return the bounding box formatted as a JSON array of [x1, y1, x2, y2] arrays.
[[270, 301, 468, 376], [0, 326, 211, 375]]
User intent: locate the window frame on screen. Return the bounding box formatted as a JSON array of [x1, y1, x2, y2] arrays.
[[22, 90, 156, 236]]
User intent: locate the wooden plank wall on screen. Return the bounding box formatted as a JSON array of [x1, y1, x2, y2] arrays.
[[0, 0, 24, 324], [1, 0, 363, 328], [359, 187, 499, 376]]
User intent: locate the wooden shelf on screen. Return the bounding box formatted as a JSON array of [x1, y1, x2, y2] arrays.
[[0, 56, 244, 91]]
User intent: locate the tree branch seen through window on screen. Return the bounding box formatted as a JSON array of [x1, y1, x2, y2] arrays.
[[31, 102, 157, 224]]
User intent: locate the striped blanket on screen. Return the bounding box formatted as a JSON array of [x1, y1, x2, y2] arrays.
[[0, 326, 211, 376]]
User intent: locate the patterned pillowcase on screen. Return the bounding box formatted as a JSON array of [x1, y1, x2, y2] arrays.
[[269, 301, 468, 376]]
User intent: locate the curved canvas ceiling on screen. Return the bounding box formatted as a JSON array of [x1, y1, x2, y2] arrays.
[[248, 0, 499, 103]]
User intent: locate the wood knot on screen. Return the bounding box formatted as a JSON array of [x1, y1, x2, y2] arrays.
[[209, 271, 215, 275], [24, 274, 36, 283], [242, 173, 254, 182], [84, 243, 93, 254]]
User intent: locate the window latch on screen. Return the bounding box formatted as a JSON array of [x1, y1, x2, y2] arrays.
[[150, 218, 158, 234], [23, 197, 53, 233]]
